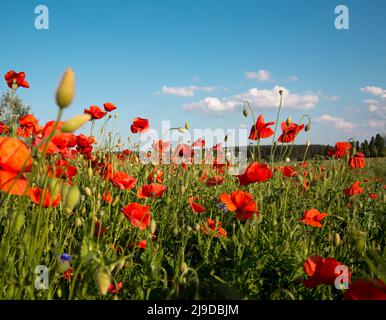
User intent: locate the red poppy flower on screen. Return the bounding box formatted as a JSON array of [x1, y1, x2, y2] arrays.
[[201, 218, 227, 238], [63, 268, 74, 281], [344, 181, 364, 196], [213, 143, 222, 151], [237, 162, 272, 185], [348, 152, 366, 169], [94, 221, 108, 238], [108, 282, 124, 294], [205, 175, 224, 186], [48, 159, 77, 180], [121, 202, 151, 230], [192, 138, 205, 148], [103, 102, 117, 112], [189, 196, 206, 213], [278, 122, 304, 143], [136, 240, 147, 249], [0, 137, 33, 195], [248, 114, 275, 140], [369, 193, 378, 200], [301, 208, 328, 228], [332, 141, 352, 158], [147, 168, 163, 184], [111, 171, 137, 190], [344, 279, 386, 300], [219, 190, 258, 221], [4, 70, 30, 89], [130, 117, 149, 133], [0, 122, 9, 135], [29, 187, 61, 208], [152, 140, 170, 153], [102, 191, 112, 204], [16, 114, 40, 137], [281, 166, 297, 177], [137, 183, 167, 198], [303, 256, 349, 288], [84, 105, 107, 120]]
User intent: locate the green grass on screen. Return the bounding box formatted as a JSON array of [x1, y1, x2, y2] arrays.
[[0, 151, 384, 300]]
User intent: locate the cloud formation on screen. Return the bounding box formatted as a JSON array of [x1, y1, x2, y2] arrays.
[[360, 86, 386, 98], [182, 86, 319, 113], [245, 70, 272, 82], [158, 85, 217, 97], [315, 114, 356, 131]]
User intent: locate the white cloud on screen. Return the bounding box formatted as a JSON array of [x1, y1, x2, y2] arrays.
[[158, 85, 217, 97], [287, 76, 299, 82], [360, 86, 386, 98], [315, 114, 356, 131], [245, 70, 272, 82], [367, 119, 385, 129], [182, 85, 319, 113]]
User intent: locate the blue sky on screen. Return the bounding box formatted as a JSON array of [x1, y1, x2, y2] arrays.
[[0, 0, 385, 147]]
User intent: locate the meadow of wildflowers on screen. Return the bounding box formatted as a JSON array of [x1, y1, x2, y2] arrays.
[[0, 69, 385, 300]]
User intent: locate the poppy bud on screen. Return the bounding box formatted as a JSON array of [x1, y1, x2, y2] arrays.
[[305, 124, 311, 132], [278, 89, 283, 95], [184, 122, 190, 130], [350, 230, 366, 252], [94, 268, 110, 295], [334, 233, 341, 246], [84, 187, 92, 197], [61, 114, 91, 133], [14, 212, 25, 233], [88, 167, 93, 180], [177, 127, 187, 133], [56, 68, 75, 109], [64, 186, 80, 213], [242, 108, 248, 118], [150, 220, 156, 234], [75, 217, 82, 227], [56, 287, 62, 298], [286, 116, 292, 126], [180, 262, 188, 274], [49, 178, 61, 200]]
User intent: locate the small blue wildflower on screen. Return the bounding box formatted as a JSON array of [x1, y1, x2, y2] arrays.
[[217, 202, 228, 213], [60, 253, 72, 261]]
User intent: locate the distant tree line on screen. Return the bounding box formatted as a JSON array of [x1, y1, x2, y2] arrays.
[[235, 133, 386, 161]]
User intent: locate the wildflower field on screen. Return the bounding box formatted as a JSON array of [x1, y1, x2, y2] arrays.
[[0, 69, 385, 301]]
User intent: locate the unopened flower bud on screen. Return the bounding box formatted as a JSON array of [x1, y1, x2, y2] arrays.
[[286, 116, 292, 126], [334, 233, 341, 246], [94, 268, 110, 295], [184, 122, 190, 130], [62, 114, 91, 133], [64, 186, 80, 213], [56, 68, 75, 109], [305, 124, 311, 132]]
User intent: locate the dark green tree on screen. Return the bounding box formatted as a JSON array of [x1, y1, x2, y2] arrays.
[[369, 136, 377, 157], [363, 140, 370, 157], [0, 91, 31, 127], [355, 141, 360, 153], [375, 133, 385, 157]]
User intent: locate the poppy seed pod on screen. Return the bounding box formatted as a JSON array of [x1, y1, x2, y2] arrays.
[[61, 114, 91, 133], [94, 268, 110, 295], [64, 186, 80, 213], [286, 116, 292, 126], [56, 68, 75, 109]]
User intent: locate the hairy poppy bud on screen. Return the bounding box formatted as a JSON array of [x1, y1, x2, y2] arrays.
[[150, 220, 156, 234], [64, 186, 80, 213], [88, 167, 93, 180], [56, 68, 75, 109], [94, 268, 110, 295], [62, 114, 91, 133], [184, 122, 190, 130], [242, 108, 248, 118], [84, 187, 92, 197], [305, 124, 311, 132], [49, 178, 61, 200], [334, 233, 341, 246], [286, 116, 292, 126], [278, 89, 283, 95]]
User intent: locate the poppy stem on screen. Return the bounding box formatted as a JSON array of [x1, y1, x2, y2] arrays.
[[270, 92, 283, 167]]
